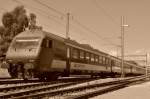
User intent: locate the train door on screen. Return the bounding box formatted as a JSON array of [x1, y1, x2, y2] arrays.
[[38, 38, 53, 71], [110, 60, 114, 72]]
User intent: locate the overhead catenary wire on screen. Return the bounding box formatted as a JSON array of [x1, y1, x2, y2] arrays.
[[31, 0, 117, 45], [12, 0, 66, 27], [32, 0, 66, 16], [91, 0, 119, 26], [11, 0, 83, 40], [12, 0, 62, 19], [72, 18, 118, 46], [91, 0, 123, 52], [91, 0, 121, 40], [10, 0, 90, 42], [33, 0, 119, 45], [12, 0, 119, 49]]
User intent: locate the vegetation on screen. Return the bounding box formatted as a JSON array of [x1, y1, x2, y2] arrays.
[[0, 6, 40, 56]]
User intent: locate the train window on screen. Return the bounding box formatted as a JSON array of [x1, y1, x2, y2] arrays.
[[46, 40, 49, 47], [117, 62, 121, 67], [91, 54, 94, 62], [42, 39, 52, 48], [48, 40, 52, 48], [46, 40, 52, 48], [108, 59, 110, 65], [99, 56, 102, 64], [42, 39, 46, 47], [106, 58, 108, 65], [102, 57, 106, 64], [13, 38, 40, 49], [85, 52, 90, 60], [80, 50, 85, 59], [105, 58, 107, 64], [95, 55, 99, 63], [111, 60, 115, 66], [72, 49, 79, 59]]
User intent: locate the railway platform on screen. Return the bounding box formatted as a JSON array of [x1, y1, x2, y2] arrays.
[[91, 80, 150, 99]]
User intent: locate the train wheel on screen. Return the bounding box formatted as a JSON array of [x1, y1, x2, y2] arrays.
[[17, 72, 24, 79], [8, 64, 17, 78], [24, 69, 34, 80], [39, 76, 47, 81], [17, 65, 24, 79]]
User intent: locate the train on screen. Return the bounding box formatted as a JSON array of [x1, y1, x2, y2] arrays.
[[5, 29, 145, 80]]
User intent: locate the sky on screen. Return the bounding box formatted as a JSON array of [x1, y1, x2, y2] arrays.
[[0, 0, 150, 61]]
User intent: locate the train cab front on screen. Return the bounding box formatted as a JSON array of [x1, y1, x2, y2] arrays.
[[6, 36, 42, 79]]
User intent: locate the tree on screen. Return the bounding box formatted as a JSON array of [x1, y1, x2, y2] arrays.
[[29, 13, 42, 30], [2, 6, 29, 37], [2, 12, 14, 28], [29, 13, 36, 29], [0, 6, 36, 55], [0, 26, 5, 38]]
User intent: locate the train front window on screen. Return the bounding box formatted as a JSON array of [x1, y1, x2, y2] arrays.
[[12, 38, 40, 49], [41, 39, 52, 48]]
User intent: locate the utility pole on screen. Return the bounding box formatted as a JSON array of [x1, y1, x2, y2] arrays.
[[121, 16, 124, 77], [121, 16, 128, 77], [66, 13, 70, 39], [146, 53, 148, 79], [66, 13, 70, 76]]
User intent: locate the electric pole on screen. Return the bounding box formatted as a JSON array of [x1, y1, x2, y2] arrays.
[[66, 13, 70, 76], [146, 53, 148, 79], [66, 13, 70, 39], [121, 16, 128, 77], [121, 16, 124, 77]]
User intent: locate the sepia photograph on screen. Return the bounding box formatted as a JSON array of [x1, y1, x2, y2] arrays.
[[0, 0, 150, 99]]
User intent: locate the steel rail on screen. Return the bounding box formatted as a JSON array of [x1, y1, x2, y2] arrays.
[[0, 78, 96, 99], [7, 76, 146, 99], [69, 76, 147, 99]]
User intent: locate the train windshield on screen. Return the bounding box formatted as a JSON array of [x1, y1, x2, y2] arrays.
[[12, 38, 40, 49]]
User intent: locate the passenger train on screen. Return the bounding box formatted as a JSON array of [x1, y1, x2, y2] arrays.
[[5, 29, 145, 80]]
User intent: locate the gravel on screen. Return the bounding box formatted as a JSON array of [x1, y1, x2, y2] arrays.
[[91, 81, 150, 99]]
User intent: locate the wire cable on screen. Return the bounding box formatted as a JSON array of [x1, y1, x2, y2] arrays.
[[72, 18, 118, 46], [12, 0, 66, 27], [91, 0, 119, 26], [32, 0, 66, 16], [12, 0, 119, 49]]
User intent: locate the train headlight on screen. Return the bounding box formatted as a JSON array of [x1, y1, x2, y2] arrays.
[[1, 61, 9, 69], [7, 59, 13, 63], [29, 59, 35, 62], [24, 63, 34, 69]]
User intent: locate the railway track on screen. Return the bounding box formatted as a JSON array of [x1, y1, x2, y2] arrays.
[[64, 76, 147, 99], [0, 77, 98, 99], [0, 76, 146, 99], [0, 78, 40, 85], [0, 77, 95, 85]]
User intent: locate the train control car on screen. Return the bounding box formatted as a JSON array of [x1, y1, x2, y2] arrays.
[[6, 29, 145, 80]]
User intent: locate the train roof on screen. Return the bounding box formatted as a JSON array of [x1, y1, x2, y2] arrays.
[[15, 29, 108, 55], [15, 29, 65, 41], [66, 39, 108, 55], [14, 29, 145, 69]]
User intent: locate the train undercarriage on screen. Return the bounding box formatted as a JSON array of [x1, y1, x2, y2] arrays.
[[8, 63, 34, 80], [7, 63, 142, 80]]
